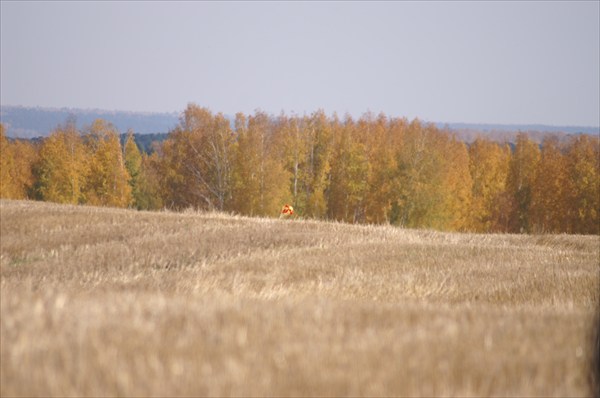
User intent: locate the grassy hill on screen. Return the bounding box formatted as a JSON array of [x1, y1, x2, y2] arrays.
[[1, 200, 598, 396]]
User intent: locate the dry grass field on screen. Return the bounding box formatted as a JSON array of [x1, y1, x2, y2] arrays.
[[1, 199, 599, 397]]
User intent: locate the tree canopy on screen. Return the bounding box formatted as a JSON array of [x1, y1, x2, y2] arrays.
[[1, 105, 598, 235]]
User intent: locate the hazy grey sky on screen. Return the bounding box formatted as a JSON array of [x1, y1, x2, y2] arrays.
[[1, 1, 599, 126]]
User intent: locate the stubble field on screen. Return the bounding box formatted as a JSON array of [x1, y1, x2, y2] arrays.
[[1, 199, 599, 397]]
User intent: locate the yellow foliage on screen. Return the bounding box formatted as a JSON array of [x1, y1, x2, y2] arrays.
[[35, 127, 88, 204], [565, 135, 600, 234], [468, 138, 511, 232], [5, 112, 597, 235], [0, 125, 17, 198], [507, 134, 541, 233], [83, 120, 132, 208], [530, 137, 569, 233]]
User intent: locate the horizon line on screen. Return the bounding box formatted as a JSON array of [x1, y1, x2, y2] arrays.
[[1, 103, 599, 131]]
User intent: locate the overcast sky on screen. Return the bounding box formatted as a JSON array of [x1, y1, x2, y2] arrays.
[[1, 1, 599, 126]]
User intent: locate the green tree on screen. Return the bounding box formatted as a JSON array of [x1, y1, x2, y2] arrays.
[[123, 131, 143, 209], [134, 152, 164, 210], [299, 111, 332, 218], [506, 133, 541, 233], [394, 120, 444, 228]]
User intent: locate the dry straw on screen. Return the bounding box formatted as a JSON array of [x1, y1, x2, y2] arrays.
[[1, 199, 599, 396]]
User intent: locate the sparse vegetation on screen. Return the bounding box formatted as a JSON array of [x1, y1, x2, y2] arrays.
[[1, 199, 599, 396]]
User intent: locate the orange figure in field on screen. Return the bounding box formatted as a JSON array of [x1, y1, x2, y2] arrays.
[[280, 204, 294, 218]]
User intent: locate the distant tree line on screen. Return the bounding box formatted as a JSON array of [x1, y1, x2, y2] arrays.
[[1, 105, 179, 138], [1, 104, 598, 234]]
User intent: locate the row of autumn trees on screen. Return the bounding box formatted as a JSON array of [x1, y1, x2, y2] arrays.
[[1, 104, 599, 234]]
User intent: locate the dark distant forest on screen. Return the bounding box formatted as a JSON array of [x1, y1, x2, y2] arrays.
[[0, 106, 179, 138], [1, 104, 598, 234], [118, 133, 168, 154]]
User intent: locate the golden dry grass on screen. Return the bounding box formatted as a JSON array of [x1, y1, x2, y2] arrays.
[[1, 199, 599, 397]]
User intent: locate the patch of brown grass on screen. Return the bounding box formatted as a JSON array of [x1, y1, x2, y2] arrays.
[[1, 199, 599, 396]]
